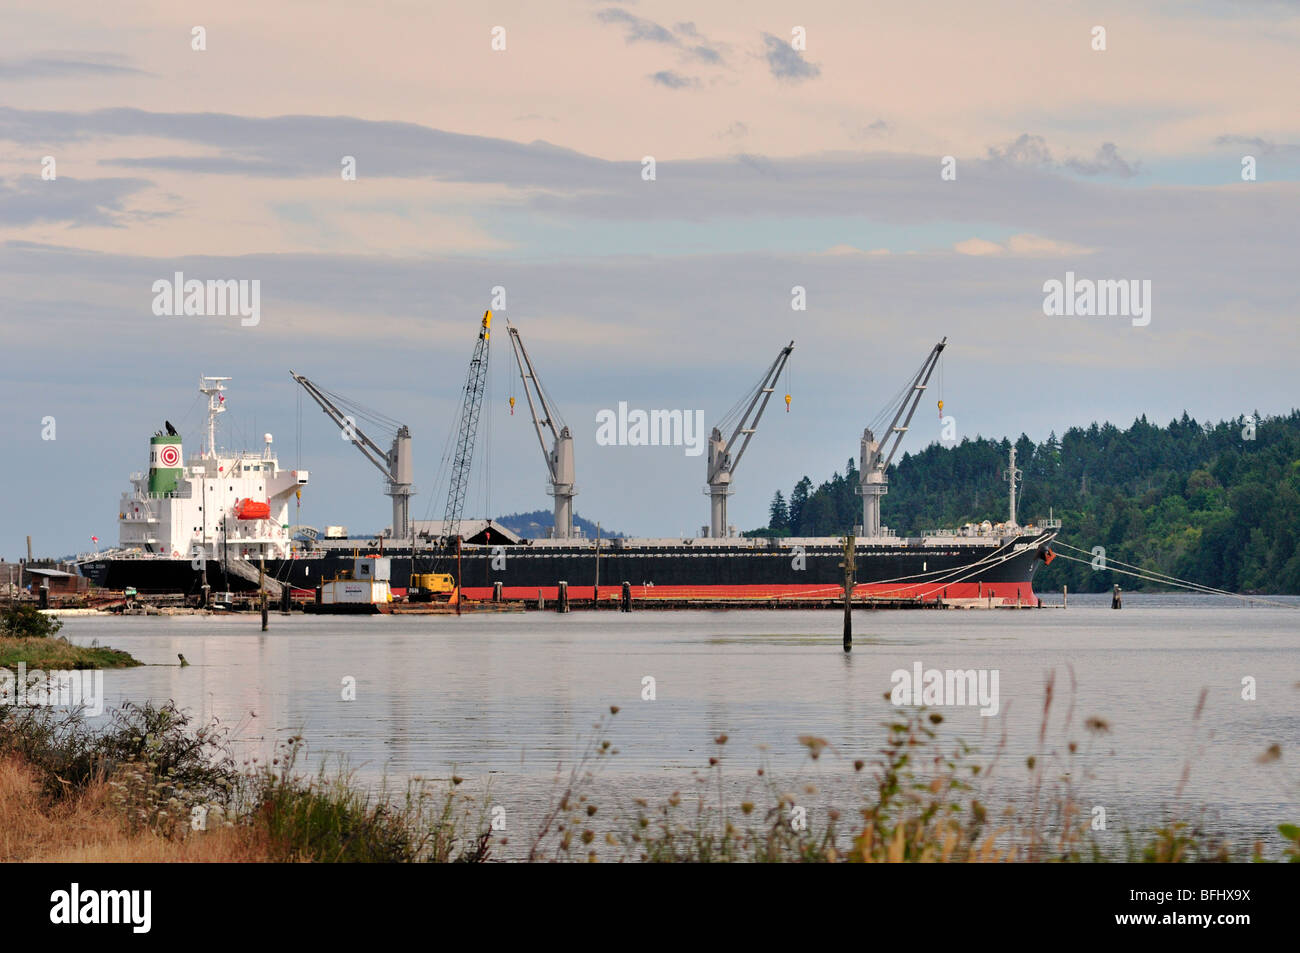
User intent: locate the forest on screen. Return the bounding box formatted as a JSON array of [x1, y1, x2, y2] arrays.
[[752, 411, 1300, 594]]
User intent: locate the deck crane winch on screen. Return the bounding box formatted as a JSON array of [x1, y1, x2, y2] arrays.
[[440, 310, 493, 547], [506, 323, 576, 538], [706, 341, 795, 538], [290, 371, 414, 539], [857, 337, 946, 537]]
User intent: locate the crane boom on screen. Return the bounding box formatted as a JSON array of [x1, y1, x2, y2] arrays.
[[290, 371, 415, 539], [857, 337, 946, 537], [507, 323, 576, 538], [706, 340, 795, 538], [442, 310, 493, 545]]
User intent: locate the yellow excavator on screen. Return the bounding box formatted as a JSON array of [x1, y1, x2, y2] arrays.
[[408, 573, 458, 603]]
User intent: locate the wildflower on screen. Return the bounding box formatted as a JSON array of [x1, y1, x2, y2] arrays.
[[1084, 717, 1111, 734], [798, 735, 829, 760]]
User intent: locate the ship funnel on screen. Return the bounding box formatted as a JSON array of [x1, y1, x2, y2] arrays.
[[149, 434, 184, 495]]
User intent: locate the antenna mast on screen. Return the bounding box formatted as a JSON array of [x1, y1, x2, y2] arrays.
[[199, 376, 231, 458], [1003, 446, 1021, 528]]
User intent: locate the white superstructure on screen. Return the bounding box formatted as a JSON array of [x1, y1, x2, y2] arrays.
[[116, 377, 309, 561]]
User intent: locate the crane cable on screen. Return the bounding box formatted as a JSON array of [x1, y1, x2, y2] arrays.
[[1048, 544, 1298, 609]]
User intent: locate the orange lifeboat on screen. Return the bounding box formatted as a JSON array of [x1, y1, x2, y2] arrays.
[[235, 498, 271, 520]]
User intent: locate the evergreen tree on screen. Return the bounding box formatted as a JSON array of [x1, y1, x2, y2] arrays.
[[742, 410, 1300, 594], [768, 491, 789, 532], [789, 476, 812, 532]]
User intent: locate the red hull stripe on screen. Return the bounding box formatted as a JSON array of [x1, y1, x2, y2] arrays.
[[456, 581, 1040, 606]]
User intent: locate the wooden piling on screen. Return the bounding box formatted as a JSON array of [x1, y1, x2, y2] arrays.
[[558, 580, 569, 613], [841, 535, 855, 652]]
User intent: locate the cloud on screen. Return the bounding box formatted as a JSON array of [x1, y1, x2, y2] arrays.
[[1066, 142, 1139, 177], [650, 70, 698, 90], [990, 134, 1138, 178], [987, 133, 1055, 168], [0, 53, 145, 81], [687, 44, 723, 65], [595, 9, 726, 70], [953, 237, 1004, 256], [595, 8, 676, 45], [822, 244, 891, 256], [0, 108, 1293, 271], [953, 234, 1096, 257], [1214, 134, 1300, 156], [0, 176, 156, 227], [761, 33, 821, 82], [845, 118, 892, 141]]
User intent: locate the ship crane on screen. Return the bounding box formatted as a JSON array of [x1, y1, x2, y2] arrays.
[[507, 323, 576, 538], [857, 337, 946, 537], [289, 371, 415, 539], [706, 341, 795, 538]]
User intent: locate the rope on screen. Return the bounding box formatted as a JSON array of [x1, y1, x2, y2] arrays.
[[766, 535, 1031, 601], [1048, 547, 1298, 609], [1052, 540, 1273, 600]]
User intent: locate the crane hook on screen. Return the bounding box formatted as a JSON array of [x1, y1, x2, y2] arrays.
[[509, 395, 516, 416], [785, 393, 792, 413]]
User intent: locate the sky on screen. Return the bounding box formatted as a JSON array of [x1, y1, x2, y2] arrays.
[[2, 0, 1298, 558]]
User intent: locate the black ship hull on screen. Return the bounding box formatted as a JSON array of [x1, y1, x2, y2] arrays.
[[80, 529, 1057, 606]]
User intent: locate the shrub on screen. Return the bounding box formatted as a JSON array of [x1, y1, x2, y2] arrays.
[[0, 604, 63, 638]]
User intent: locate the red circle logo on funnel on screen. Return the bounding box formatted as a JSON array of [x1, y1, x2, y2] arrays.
[[160, 445, 180, 467]]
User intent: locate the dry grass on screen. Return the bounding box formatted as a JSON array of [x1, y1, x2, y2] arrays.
[[2, 681, 1294, 863], [0, 755, 268, 862]]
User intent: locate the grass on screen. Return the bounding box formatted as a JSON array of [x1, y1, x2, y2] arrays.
[[0, 683, 1295, 863], [0, 635, 141, 670], [0, 701, 492, 862], [0, 603, 140, 669]]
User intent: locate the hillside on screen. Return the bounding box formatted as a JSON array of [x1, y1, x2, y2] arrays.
[[494, 510, 624, 540], [754, 411, 1300, 594]]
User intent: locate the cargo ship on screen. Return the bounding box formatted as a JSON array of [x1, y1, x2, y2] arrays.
[[78, 350, 1059, 606]]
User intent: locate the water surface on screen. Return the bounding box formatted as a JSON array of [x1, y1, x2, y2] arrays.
[[55, 594, 1300, 857]]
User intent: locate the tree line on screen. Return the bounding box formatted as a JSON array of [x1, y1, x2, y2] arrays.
[[753, 411, 1300, 594]]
